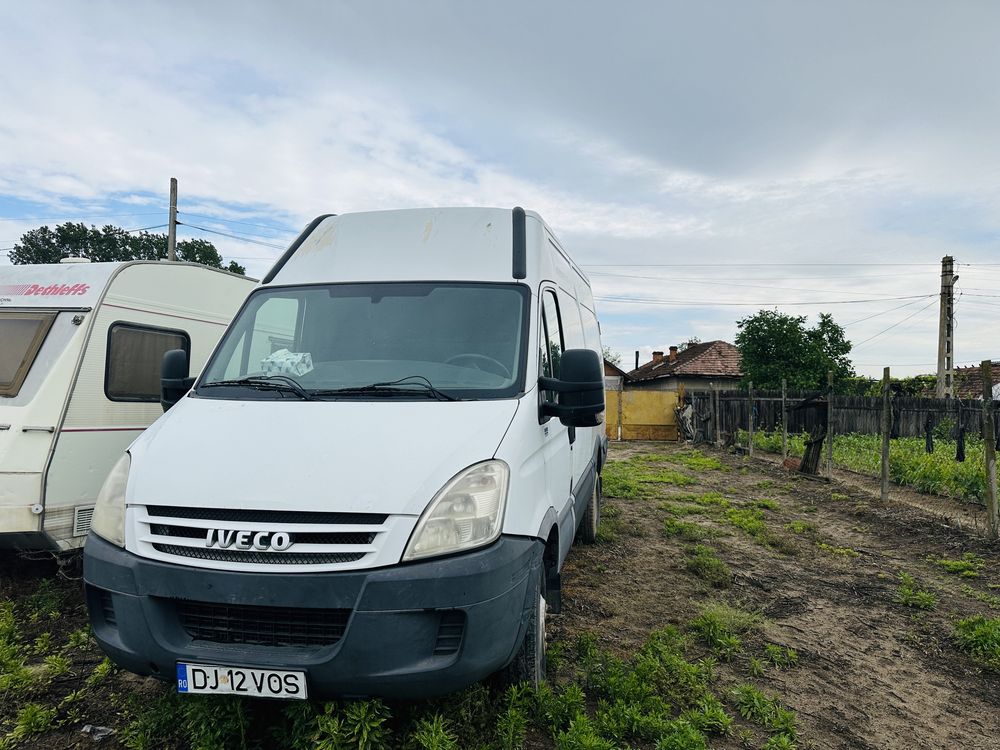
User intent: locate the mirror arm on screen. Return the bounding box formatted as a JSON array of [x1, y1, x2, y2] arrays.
[[538, 376, 605, 393]]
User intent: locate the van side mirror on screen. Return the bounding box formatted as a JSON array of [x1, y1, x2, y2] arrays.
[[539, 349, 605, 427], [161, 349, 195, 412]]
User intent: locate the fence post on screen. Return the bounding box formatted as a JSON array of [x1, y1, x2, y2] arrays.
[[826, 370, 834, 477], [748, 381, 755, 457], [711, 384, 719, 446], [781, 378, 788, 460], [981, 361, 999, 539], [881, 367, 891, 503]]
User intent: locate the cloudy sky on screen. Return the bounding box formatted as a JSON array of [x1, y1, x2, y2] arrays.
[[2, 1, 999, 377]]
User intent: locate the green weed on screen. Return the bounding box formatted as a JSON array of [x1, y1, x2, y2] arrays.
[[954, 615, 1000, 670], [747, 656, 766, 678], [763, 644, 798, 669], [895, 573, 937, 610], [816, 542, 859, 558], [753, 498, 780, 510], [730, 684, 798, 738], [934, 553, 985, 578], [410, 714, 458, 750], [785, 521, 817, 535], [694, 492, 730, 508], [24, 579, 62, 622], [961, 584, 1000, 609]]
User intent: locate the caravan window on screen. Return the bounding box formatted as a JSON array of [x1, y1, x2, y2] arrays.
[[0, 311, 56, 397], [105, 323, 190, 402]]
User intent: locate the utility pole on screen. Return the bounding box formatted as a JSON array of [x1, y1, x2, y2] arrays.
[[167, 177, 178, 262], [935, 255, 957, 398]]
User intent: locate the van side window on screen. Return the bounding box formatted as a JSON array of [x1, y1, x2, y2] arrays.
[[539, 290, 564, 404], [560, 294, 585, 350], [0, 311, 56, 397], [105, 323, 190, 402], [581, 307, 600, 350]]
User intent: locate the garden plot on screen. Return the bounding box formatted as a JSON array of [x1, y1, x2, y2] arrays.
[[2, 442, 999, 749]]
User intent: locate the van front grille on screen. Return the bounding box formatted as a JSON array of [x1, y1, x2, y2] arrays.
[[152, 544, 365, 565], [137, 505, 389, 570], [176, 600, 350, 647]]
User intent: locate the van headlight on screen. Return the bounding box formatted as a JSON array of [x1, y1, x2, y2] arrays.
[[90, 454, 130, 547], [403, 461, 509, 562]]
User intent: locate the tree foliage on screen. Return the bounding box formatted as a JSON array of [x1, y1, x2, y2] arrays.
[[602, 345, 622, 367], [8, 222, 246, 274], [735, 310, 853, 390]]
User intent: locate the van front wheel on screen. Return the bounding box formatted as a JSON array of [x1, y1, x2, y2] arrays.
[[502, 566, 547, 687], [580, 475, 601, 544]]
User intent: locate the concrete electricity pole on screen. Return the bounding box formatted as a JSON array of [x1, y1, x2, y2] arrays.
[[167, 177, 178, 262], [935, 255, 957, 398]]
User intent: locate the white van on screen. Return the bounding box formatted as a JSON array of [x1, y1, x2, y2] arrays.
[[83, 207, 607, 699], [0, 261, 254, 551]]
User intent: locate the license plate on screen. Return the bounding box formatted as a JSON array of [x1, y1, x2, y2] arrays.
[[176, 662, 307, 699]]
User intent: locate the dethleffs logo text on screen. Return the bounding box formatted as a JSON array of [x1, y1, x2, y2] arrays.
[[0, 283, 90, 296]]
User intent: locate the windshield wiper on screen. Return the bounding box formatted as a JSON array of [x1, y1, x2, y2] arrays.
[[313, 375, 458, 401], [199, 375, 316, 401]]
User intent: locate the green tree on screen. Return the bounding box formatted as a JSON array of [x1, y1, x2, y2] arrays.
[[9, 222, 246, 274], [735, 310, 854, 390], [601, 345, 622, 367]]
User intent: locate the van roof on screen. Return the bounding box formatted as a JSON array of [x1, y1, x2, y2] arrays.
[[265, 207, 584, 288]]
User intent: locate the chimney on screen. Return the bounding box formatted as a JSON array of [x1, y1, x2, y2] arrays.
[[669, 346, 678, 362], [635, 351, 639, 370], [652, 351, 664, 364]]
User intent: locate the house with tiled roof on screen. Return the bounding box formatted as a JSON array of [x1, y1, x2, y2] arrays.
[[952, 362, 1000, 400], [627, 340, 742, 391]]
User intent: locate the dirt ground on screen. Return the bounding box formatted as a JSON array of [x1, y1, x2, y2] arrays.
[[553, 442, 1000, 750], [2, 441, 999, 749]]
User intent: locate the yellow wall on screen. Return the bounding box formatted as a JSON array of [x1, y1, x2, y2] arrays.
[[604, 388, 678, 441]]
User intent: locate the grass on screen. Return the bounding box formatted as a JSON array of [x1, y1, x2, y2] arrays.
[[689, 602, 762, 660], [785, 520, 817, 535], [748, 430, 990, 504], [664, 519, 712, 541], [763, 644, 798, 669], [603, 457, 696, 500], [730, 684, 798, 742], [661, 449, 727, 472], [953, 615, 1000, 671], [933, 553, 985, 578], [684, 545, 731, 588]]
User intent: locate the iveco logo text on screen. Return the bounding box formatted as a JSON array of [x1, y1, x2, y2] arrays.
[[205, 530, 292, 551]]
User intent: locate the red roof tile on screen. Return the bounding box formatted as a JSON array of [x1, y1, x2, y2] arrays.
[[628, 340, 743, 381]]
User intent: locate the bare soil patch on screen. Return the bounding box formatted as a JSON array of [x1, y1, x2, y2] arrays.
[[555, 442, 1000, 750]]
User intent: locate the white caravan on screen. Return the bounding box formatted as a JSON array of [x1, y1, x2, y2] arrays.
[[84, 208, 607, 699], [0, 261, 254, 551]]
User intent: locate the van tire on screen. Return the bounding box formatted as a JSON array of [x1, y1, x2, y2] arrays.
[[501, 566, 547, 687], [580, 475, 601, 544]]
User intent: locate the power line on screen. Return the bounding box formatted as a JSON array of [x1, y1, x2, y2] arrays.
[[584, 262, 941, 268], [176, 222, 285, 249], [591, 271, 932, 298], [179, 211, 295, 236], [851, 298, 939, 349], [842, 296, 933, 327], [595, 293, 935, 308], [0, 211, 166, 223]]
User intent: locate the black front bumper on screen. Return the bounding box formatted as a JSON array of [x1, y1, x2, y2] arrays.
[[83, 533, 542, 699]]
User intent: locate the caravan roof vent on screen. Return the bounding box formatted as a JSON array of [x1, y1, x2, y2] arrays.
[[60, 257, 92, 264]]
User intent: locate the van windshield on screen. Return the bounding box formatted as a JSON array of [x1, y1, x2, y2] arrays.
[[0, 311, 57, 397], [198, 283, 530, 400]]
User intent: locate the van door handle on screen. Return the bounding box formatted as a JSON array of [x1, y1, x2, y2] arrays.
[[22, 426, 55, 433], [0, 424, 10, 431]]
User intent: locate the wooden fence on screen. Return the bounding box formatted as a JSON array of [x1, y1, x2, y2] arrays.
[[684, 389, 987, 444]]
